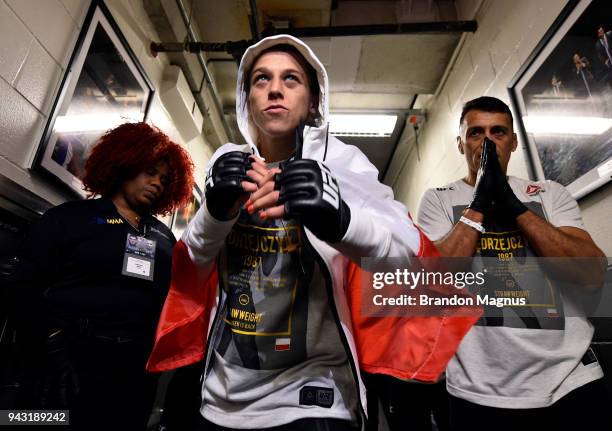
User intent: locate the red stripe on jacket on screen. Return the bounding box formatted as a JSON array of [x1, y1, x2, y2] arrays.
[[147, 229, 480, 382], [346, 228, 481, 382], [146, 240, 218, 372]]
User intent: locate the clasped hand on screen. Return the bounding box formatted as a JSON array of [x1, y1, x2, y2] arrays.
[[468, 138, 527, 219], [205, 151, 350, 242]]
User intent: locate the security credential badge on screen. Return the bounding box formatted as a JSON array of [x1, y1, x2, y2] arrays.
[[122, 233, 156, 281]]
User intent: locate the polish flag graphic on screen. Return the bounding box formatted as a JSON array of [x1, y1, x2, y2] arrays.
[[526, 184, 542, 196], [275, 338, 291, 351]]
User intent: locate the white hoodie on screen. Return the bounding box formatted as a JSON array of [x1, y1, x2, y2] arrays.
[[181, 35, 422, 428]]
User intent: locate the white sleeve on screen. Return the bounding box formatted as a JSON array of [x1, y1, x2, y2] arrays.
[[336, 199, 421, 259], [182, 202, 238, 266], [548, 181, 585, 230], [417, 189, 453, 242], [328, 146, 421, 259], [181, 145, 244, 269]]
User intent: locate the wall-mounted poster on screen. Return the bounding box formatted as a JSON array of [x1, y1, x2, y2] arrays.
[[509, 0, 612, 199], [36, 0, 153, 196]]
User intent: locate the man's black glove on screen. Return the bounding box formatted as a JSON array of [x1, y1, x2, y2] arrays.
[[275, 159, 351, 243], [205, 151, 253, 221], [467, 138, 497, 214], [490, 147, 528, 220], [40, 329, 79, 409]]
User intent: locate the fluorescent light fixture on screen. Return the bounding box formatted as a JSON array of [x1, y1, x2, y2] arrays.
[[54, 112, 141, 133], [329, 114, 397, 137], [523, 115, 612, 135]]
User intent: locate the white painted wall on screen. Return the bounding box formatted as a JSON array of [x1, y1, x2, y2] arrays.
[[390, 0, 612, 256], [0, 0, 215, 208]]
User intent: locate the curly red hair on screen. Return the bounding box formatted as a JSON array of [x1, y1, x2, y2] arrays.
[[83, 122, 195, 216]]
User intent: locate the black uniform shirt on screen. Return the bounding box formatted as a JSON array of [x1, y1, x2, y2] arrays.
[[8, 197, 176, 336]]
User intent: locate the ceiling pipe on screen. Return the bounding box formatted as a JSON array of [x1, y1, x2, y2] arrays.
[[150, 17, 478, 66], [151, 18, 478, 59], [151, 40, 251, 62], [262, 20, 477, 38], [175, 0, 234, 142], [248, 0, 261, 41]]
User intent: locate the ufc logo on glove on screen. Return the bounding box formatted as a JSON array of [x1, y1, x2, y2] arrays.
[[319, 162, 340, 210]]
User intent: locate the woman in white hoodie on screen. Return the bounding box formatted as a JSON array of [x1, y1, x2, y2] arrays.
[[148, 34, 423, 431]]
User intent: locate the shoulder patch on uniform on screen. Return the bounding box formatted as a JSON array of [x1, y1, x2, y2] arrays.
[[525, 184, 543, 196], [88, 216, 124, 225]]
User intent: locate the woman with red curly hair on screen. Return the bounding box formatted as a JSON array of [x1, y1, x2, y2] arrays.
[[6, 122, 194, 430]]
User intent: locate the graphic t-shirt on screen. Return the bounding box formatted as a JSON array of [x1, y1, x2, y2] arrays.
[[201, 200, 358, 428], [417, 177, 603, 408]]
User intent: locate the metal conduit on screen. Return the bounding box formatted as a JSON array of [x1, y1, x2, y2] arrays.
[[248, 0, 261, 41], [262, 20, 478, 38], [175, 0, 234, 142]]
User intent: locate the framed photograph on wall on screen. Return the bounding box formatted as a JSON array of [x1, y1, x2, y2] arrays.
[[36, 0, 153, 197], [171, 186, 202, 239], [509, 0, 612, 199]]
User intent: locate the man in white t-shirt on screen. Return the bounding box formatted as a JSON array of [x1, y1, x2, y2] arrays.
[[417, 96, 609, 430]]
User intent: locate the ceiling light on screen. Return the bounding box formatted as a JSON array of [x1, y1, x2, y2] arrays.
[[329, 114, 397, 137], [54, 113, 141, 133], [523, 115, 612, 135]]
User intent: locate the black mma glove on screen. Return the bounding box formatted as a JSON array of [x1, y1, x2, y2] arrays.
[[205, 151, 253, 221], [275, 159, 351, 243], [490, 148, 528, 219], [467, 137, 497, 214], [40, 329, 80, 409]]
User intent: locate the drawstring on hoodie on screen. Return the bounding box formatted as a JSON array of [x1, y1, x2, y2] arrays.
[[295, 122, 305, 160], [323, 124, 329, 161]]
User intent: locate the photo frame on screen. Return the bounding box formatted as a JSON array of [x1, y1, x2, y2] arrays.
[[509, 0, 612, 199], [36, 0, 154, 197], [171, 185, 202, 239]]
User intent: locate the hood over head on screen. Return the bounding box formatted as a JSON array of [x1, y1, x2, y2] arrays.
[[236, 34, 329, 150]]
